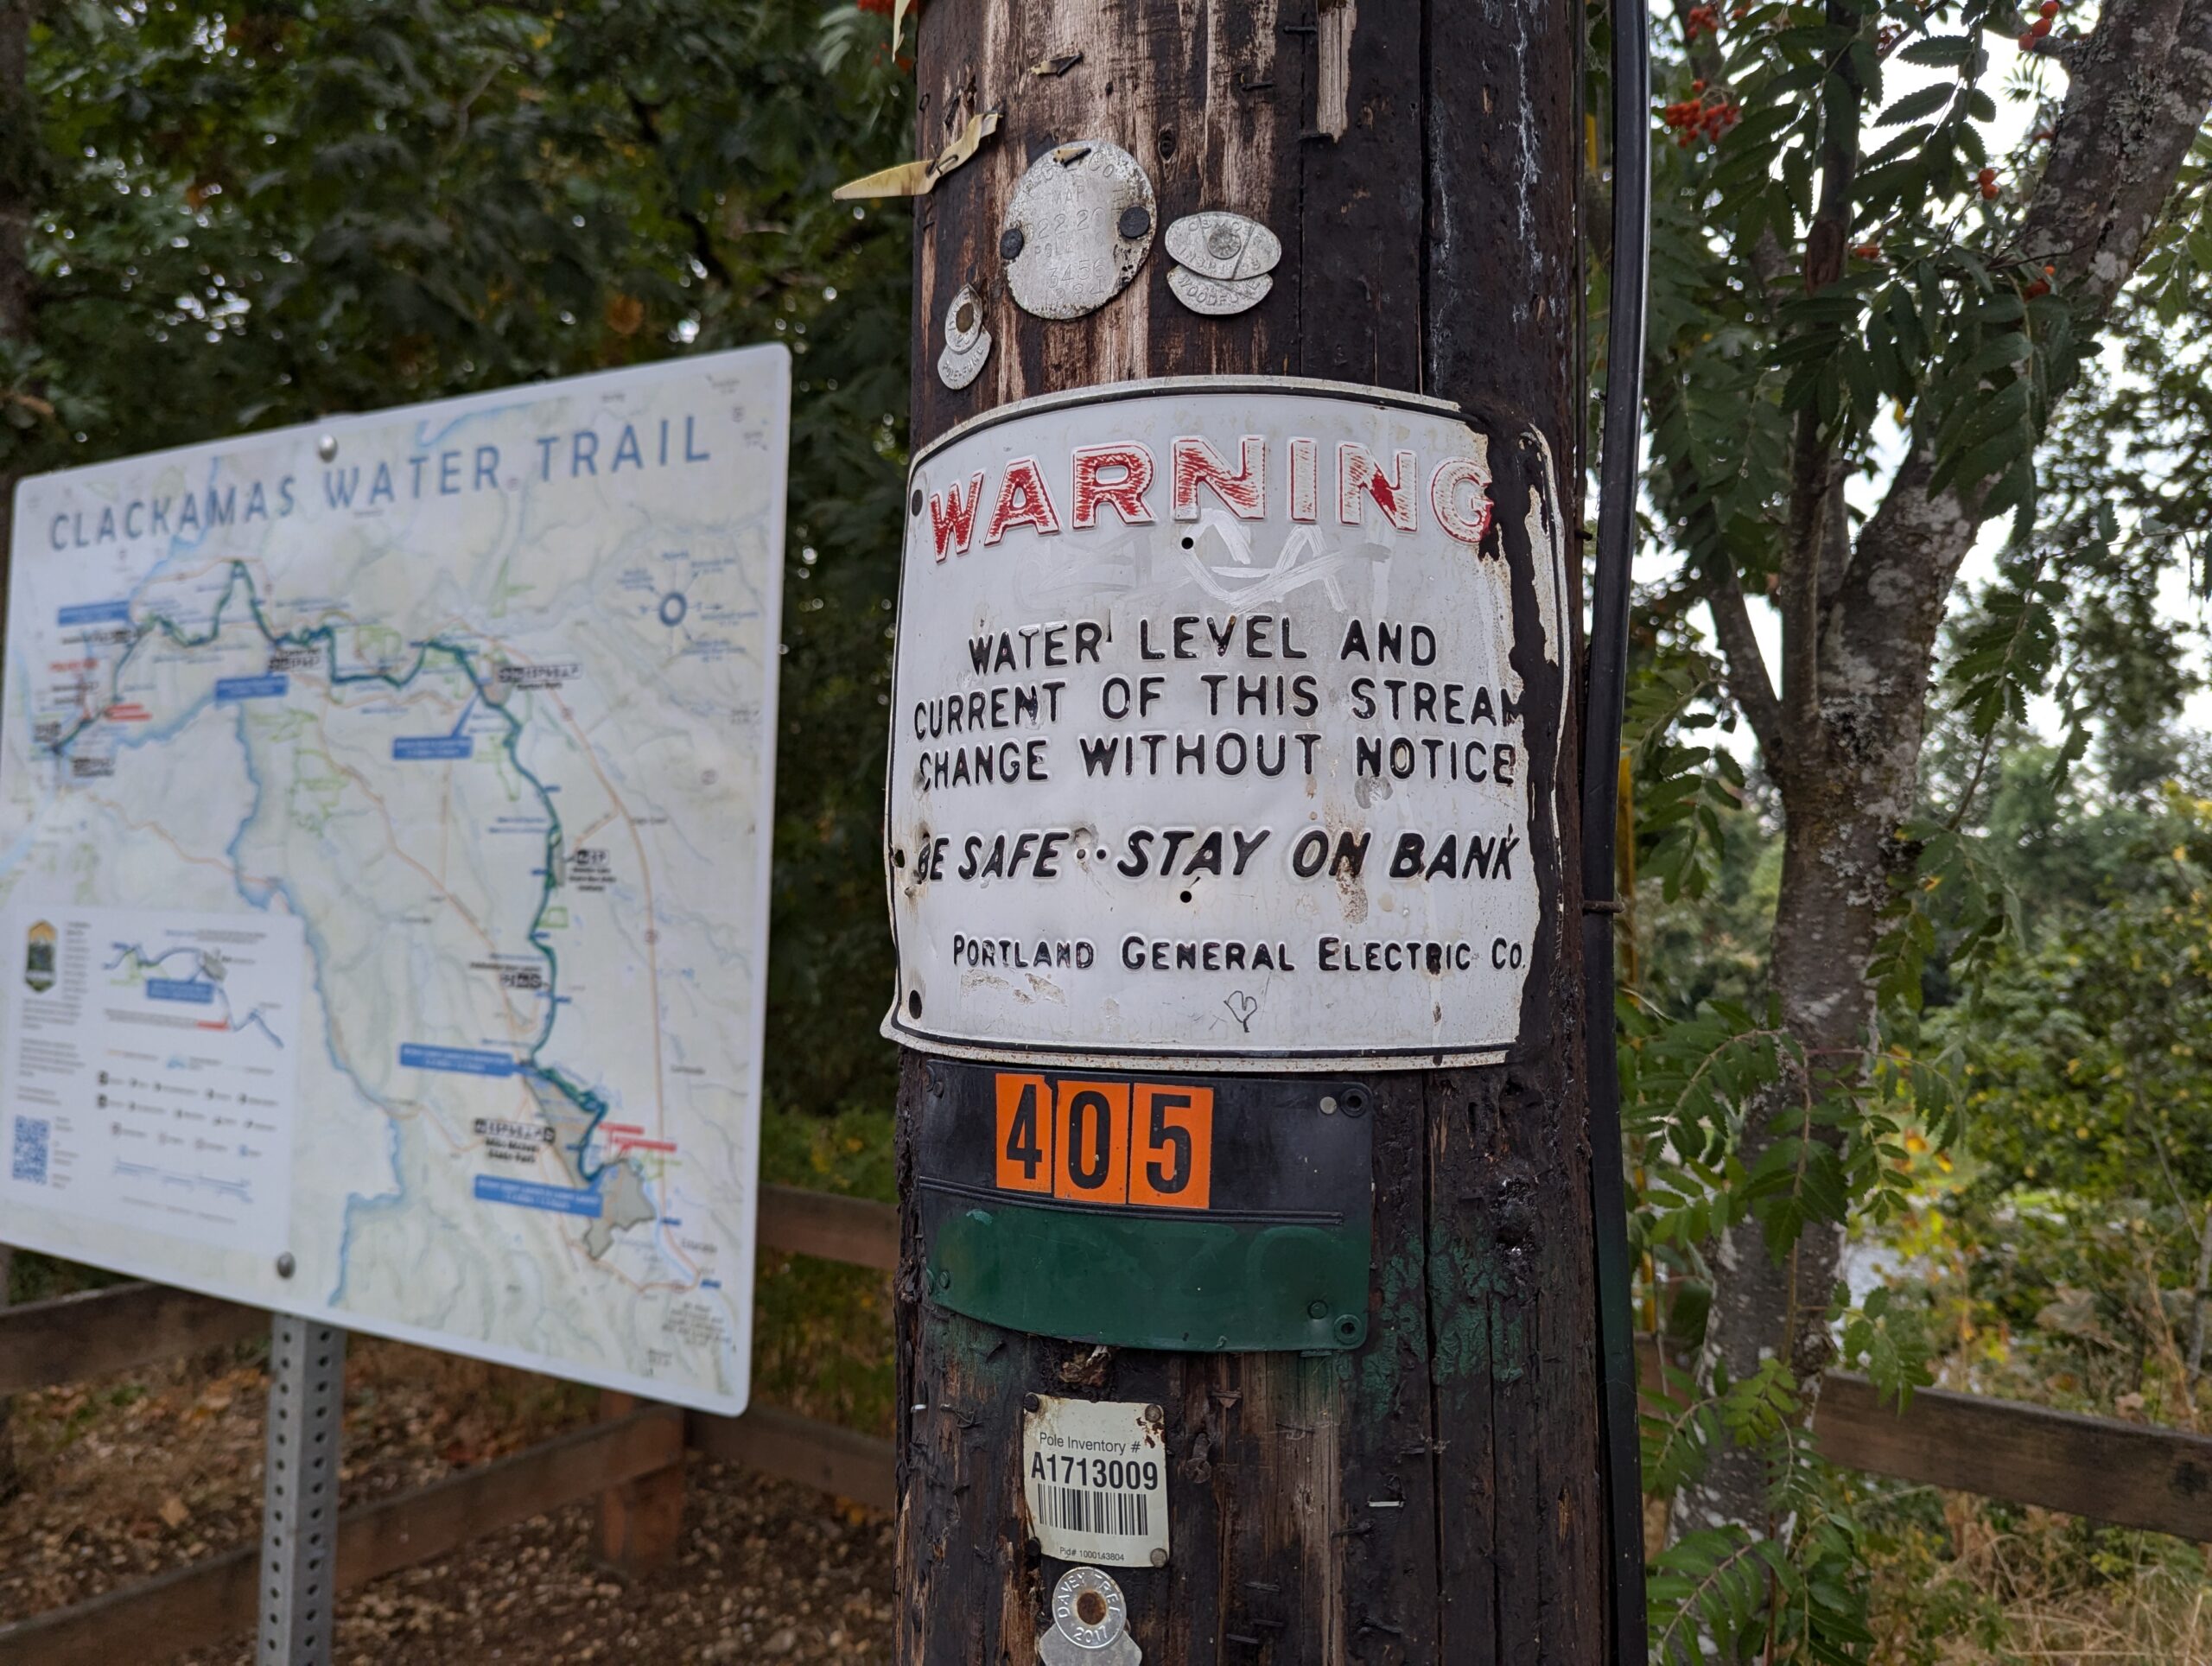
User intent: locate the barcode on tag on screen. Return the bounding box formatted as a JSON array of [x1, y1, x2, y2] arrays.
[[1035, 1484, 1151, 1538], [1021, 1394, 1171, 1568]]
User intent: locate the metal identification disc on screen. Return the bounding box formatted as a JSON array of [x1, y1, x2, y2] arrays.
[[1166, 266, 1273, 316], [1164, 212, 1281, 283], [1023, 1396, 1169, 1568], [938, 283, 992, 391], [1001, 141, 1156, 320], [1039, 1566, 1142, 1666]]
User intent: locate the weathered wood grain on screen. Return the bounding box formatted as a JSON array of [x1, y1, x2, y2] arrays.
[[896, 2, 1597, 1661], [1815, 1372, 2212, 1541], [592, 1390, 686, 1576], [760, 1181, 900, 1272], [686, 1401, 899, 1513], [0, 1280, 264, 1394]]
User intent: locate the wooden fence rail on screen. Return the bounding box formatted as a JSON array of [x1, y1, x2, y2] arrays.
[[3, 1182, 2209, 1661], [0, 1184, 899, 1398]]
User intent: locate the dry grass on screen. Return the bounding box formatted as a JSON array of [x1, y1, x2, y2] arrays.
[[1859, 1487, 2212, 1664]]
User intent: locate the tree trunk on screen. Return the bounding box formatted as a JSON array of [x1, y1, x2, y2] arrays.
[[891, 3, 1606, 1661], [1676, 0, 2212, 1538]]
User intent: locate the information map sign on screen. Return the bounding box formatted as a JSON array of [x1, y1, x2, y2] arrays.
[[885, 378, 1566, 1071], [0, 349, 787, 1415]]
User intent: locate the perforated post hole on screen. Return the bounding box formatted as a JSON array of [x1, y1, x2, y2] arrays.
[[257, 1315, 346, 1665]]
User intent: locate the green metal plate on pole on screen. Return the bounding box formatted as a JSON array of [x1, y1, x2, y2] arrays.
[[913, 1062, 1373, 1352]]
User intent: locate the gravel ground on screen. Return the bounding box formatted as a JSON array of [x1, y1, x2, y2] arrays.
[[1, 1334, 893, 1663]]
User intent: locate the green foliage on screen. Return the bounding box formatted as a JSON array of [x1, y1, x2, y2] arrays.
[[2134, 127, 2212, 326], [1647, 1372, 1879, 1664], [1835, 1284, 1933, 1408], [1625, 637, 1751, 902], [7, 0, 916, 1116], [752, 1103, 896, 1434], [1624, 995, 1786, 1251], [1613, 0, 2212, 1647], [1649, 1529, 1796, 1664], [1942, 785, 2212, 1205]]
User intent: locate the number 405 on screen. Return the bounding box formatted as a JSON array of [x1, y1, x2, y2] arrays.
[[994, 1074, 1214, 1211]]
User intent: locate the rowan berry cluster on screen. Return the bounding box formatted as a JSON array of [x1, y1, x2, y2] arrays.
[[2023, 263, 2056, 298], [1852, 240, 1882, 258], [2018, 0, 2059, 47], [1976, 165, 2000, 200], [1661, 82, 1743, 147], [1684, 3, 1722, 40]]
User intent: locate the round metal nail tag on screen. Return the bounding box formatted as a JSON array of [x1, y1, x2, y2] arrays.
[[938, 283, 992, 390], [1001, 141, 1156, 320], [1164, 213, 1281, 283], [1039, 1566, 1140, 1663]]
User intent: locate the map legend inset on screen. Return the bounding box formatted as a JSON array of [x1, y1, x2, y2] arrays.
[[0, 905, 304, 1253]]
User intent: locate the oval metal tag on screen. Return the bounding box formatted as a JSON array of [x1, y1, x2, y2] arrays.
[[1001, 142, 1157, 320], [1164, 212, 1281, 283]]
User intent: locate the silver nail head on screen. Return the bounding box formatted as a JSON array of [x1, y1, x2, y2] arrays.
[[315, 435, 338, 462], [1167, 265, 1273, 316], [1002, 140, 1156, 320], [1165, 211, 1282, 282], [276, 1252, 296, 1279]]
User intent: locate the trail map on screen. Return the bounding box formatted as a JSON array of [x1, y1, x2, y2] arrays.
[[0, 349, 787, 1414]]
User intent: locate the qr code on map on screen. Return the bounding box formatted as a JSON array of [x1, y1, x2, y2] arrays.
[[10, 1116, 50, 1185]]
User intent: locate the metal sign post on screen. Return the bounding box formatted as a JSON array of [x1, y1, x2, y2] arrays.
[[258, 1313, 346, 1665]]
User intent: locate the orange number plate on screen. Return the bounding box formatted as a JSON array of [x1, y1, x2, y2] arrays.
[[991, 1073, 1214, 1211]]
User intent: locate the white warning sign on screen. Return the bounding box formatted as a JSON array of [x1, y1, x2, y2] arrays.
[[883, 377, 1566, 1071]]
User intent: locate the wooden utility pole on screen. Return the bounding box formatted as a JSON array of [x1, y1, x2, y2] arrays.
[[889, 3, 1599, 1661]]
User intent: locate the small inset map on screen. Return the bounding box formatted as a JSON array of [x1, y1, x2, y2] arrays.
[[0, 905, 305, 1252]]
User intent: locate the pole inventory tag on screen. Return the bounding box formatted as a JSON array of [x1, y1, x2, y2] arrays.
[[882, 375, 1567, 1073], [1023, 1396, 1170, 1568]]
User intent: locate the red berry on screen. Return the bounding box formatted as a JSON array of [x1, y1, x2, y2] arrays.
[[2017, 28, 2035, 44], [1980, 181, 1999, 199], [2023, 279, 2050, 298], [2031, 16, 2051, 34], [2038, 1, 2059, 14]]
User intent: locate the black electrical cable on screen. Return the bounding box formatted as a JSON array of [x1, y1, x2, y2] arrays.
[[1582, 0, 1651, 1650]]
